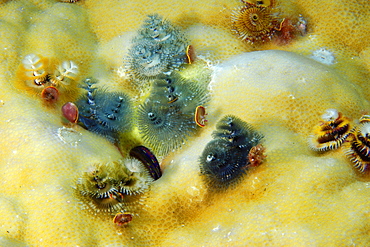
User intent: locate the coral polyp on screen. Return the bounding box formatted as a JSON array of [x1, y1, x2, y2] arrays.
[[199, 115, 264, 190], [231, 2, 281, 43], [75, 78, 133, 143], [308, 109, 353, 152]]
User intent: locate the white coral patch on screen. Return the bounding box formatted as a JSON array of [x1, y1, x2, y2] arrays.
[[321, 109, 339, 121], [310, 48, 336, 65]]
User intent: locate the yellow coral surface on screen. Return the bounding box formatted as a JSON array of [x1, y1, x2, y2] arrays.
[[1, 0, 370, 246]]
